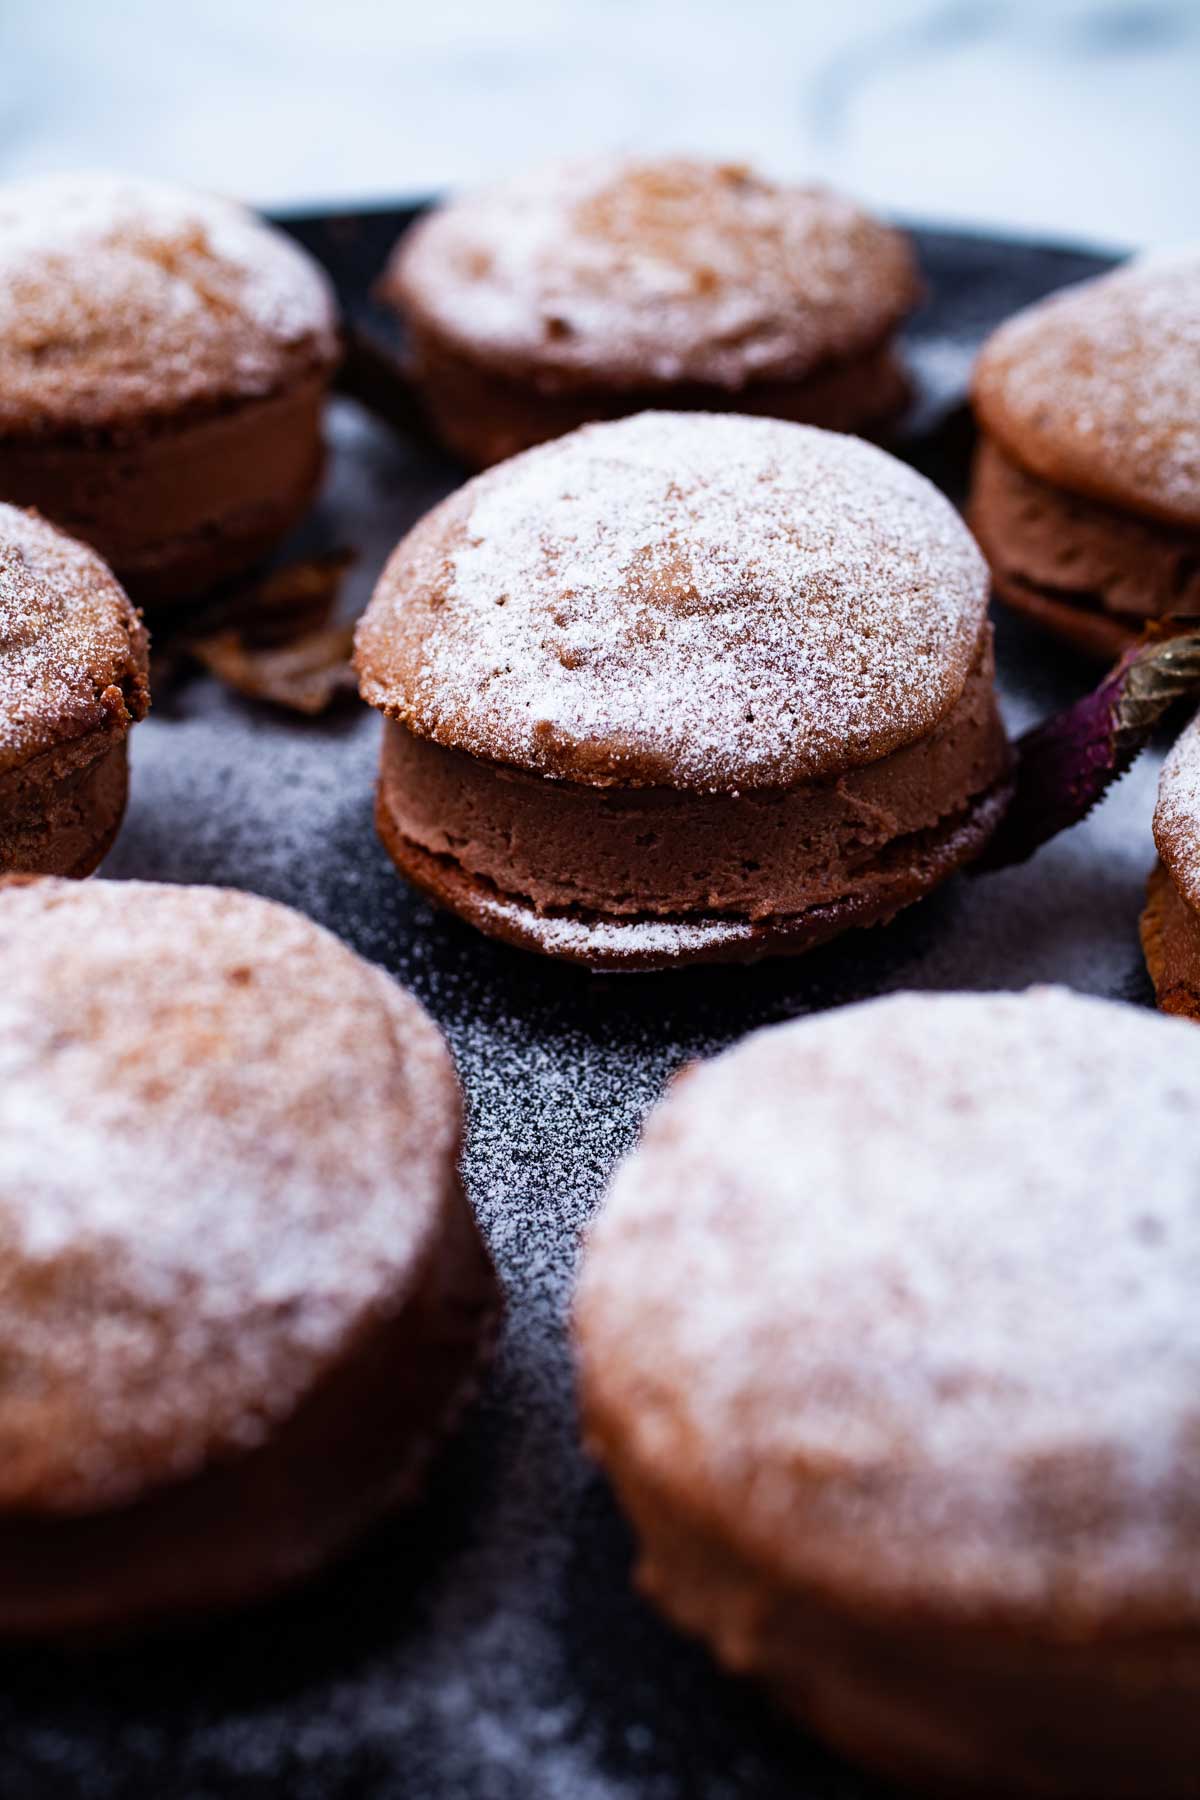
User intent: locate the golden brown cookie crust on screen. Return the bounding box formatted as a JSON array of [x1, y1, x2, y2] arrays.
[[575, 988, 1200, 1794], [386, 157, 918, 399], [0, 878, 498, 1636], [972, 251, 1200, 532], [356, 412, 990, 793]]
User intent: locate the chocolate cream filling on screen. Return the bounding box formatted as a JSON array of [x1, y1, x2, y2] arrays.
[[970, 437, 1200, 650], [406, 327, 911, 468], [0, 371, 328, 603], [379, 631, 1008, 930]]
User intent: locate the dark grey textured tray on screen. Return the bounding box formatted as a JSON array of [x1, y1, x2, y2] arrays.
[[0, 209, 1145, 1800]]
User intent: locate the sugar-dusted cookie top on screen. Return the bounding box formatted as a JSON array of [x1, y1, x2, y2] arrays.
[[0, 172, 339, 435], [577, 986, 1200, 1629], [973, 251, 1200, 529], [356, 412, 989, 793], [0, 878, 461, 1514], [0, 503, 148, 775], [387, 156, 918, 393]]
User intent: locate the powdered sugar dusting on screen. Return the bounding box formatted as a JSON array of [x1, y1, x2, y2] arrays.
[[357, 412, 988, 792], [392, 156, 916, 390], [0, 502, 147, 772], [0, 877, 457, 1513], [1154, 707, 1200, 908], [579, 987, 1200, 1620], [974, 248, 1200, 527], [0, 233, 1168, 1791], [0, 172, 338, 433]]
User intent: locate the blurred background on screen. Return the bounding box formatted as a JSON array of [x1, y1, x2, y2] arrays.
[[1, 0, 1197, 249]]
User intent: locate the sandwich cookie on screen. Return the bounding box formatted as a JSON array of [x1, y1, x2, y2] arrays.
[[970, 251, 1200, 658], [382, 156, 919, 467], [576, 986, 1200, 1797], [0, 877, 498, 1639], [0, 503, 148, 877], [0, 172, 340, 603], [356, 411, 1011, 970]]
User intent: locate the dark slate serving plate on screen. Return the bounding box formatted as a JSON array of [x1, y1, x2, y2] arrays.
[[0, 208, 1142, 1800]]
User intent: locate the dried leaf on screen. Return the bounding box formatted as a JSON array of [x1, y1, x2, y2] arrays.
[[978, 620, 1200, 870], [154, 549, 359, 716], [217, 548, 355, 645], [187, 621, 359, 716]]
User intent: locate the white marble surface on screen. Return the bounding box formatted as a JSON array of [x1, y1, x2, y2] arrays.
[[1, 0, 1197, 248]]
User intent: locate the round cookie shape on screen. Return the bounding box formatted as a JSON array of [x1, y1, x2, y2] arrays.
[[387, 156, 918, 395], [576, 987, 1200, 1794], [0, 504, 148, 876], [0, 171, 338, 436], [0, 878, 497, 1637], [973, 251, 1200, 531], [356, 411, 989, 794]]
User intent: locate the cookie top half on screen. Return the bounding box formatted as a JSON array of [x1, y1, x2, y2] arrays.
[[356, 411, 989, 793], [0, 172, 339, 437], [973, 250, 1200, 530], [386, 156, 918, 393], [0, 504, 148, 777], [0, 878, 462, 1516], [576, 986, 1200, 1632]]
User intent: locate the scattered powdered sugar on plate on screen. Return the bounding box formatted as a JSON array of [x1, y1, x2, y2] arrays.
[[392, 155, 916, 390], [0, 876, 454, 1512], [0, 171, 338, 432], [580, 986, 1200, 1621], [473, 888, 756, 961], [358, 411, 988, 792], [974, 248, 1200, 527]]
